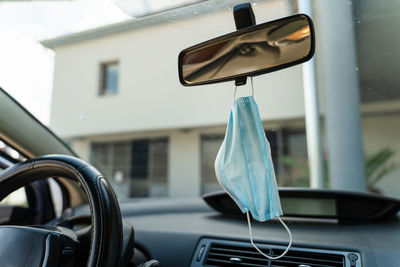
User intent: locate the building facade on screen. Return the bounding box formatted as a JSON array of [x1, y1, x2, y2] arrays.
[[44, 0, 400, 199]]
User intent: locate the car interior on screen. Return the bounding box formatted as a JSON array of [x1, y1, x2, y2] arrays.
[[0, 0, 399, 267]]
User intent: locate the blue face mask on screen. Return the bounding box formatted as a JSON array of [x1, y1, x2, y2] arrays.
[[215, 95, 292, 260]]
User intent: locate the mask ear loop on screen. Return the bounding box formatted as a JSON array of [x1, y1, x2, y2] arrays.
[[246, 211, 292, 260], [251, 76, 255, 96], [233, 77, 255, 100]]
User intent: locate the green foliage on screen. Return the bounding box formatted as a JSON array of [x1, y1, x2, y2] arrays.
[[282, 148, 398, 190], [365, 148, 398, 188]]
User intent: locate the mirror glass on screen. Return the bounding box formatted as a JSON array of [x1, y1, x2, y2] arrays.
[[179, 14, 314, 86]]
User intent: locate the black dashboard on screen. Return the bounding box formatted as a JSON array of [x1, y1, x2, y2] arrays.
[[103, 196, 400, 267]]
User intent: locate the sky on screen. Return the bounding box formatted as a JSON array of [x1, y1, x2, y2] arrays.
[[0, 1, 132, 125]]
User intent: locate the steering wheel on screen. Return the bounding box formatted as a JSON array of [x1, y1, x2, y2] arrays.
[[0, 155, 123, 267]]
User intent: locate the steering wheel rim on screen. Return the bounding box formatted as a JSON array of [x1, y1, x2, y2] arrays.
[[0, 154, 122, 267]]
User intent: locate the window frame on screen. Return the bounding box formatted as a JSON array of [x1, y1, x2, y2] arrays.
[[99, 60, 119, 96], [90, 137, 169, 198]]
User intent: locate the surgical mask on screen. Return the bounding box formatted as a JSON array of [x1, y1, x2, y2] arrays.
[[215, 87, 292, 260]]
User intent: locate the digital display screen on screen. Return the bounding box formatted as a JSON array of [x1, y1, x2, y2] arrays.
[[281, 197, 337, 217]]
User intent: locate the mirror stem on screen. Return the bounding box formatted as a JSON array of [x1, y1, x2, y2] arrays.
[[233, 3, 256, 86]]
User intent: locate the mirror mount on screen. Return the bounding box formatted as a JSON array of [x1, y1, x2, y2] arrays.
[[234, 76, 247, 86], [233, 3, 256, 86]]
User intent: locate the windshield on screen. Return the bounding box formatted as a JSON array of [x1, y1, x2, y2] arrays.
[[1, 0, 399, 200]]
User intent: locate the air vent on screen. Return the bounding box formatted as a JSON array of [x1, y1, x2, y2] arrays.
[[270, 249, 344, 267], [203, 242, 345, 267], [204, 243, 270, 266]]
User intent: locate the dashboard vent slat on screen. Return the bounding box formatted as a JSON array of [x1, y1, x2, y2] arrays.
[[204, 243, 345, 267], [204, 243, 269, 267], [271, 249, 344, 267]]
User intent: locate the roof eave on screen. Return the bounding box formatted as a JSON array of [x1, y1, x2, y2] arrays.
[[40, 0, 249, 49]]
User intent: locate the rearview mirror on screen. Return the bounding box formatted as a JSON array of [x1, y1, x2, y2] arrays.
[[178, 14, 314, 86]]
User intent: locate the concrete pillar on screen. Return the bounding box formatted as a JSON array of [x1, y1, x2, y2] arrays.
[[315, 0, 366, 191], [168, 130, 201, 197], [299, 0, 325, 189]]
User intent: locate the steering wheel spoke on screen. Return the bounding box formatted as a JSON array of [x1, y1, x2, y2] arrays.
[[0, 225, 79, 266]]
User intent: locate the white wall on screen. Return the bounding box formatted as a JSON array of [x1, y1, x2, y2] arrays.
[[50, 1, 305, 139], [168, 131, 201, 197]]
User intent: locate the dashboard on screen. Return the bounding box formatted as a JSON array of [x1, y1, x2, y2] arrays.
[[95, 197, 400, 267]]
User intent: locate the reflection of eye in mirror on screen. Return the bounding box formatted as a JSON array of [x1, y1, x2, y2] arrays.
[[178, 14, 314, 86], [238, 44, 254, 56]]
